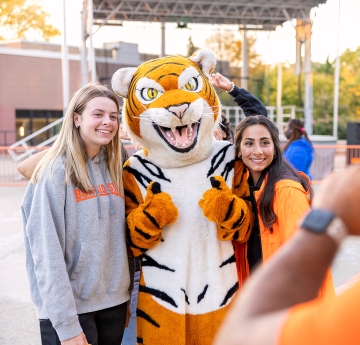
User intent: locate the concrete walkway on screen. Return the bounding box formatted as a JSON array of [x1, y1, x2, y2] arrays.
[[0, 186, 41, 345], [1, 185, 360, 344]]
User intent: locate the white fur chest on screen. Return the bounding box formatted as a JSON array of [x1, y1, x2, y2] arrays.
[[128, 141, 238, 315]]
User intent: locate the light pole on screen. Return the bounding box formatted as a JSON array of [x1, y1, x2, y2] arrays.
[[333, 0, 341, 139], [61, 0, 70, 115]]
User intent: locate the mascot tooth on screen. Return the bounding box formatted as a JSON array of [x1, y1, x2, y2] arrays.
[[112, 50, 253, 345]]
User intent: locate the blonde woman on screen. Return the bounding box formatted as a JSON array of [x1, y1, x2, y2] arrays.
[[21, 83, 131, 345]]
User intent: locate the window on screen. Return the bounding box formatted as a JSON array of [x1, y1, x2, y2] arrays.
[[16, 110, 62, 145]]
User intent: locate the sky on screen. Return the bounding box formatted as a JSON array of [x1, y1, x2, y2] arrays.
[[41, 0, 360, 65]]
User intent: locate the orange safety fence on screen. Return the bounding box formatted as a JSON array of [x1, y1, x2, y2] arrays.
[[311, 145, 360, 184], [1, 144, 360, 186]]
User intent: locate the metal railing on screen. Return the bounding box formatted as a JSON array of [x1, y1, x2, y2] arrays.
[[311, 145, 360, 184], [222, 105, 295, 135], [8, 117, 64, 162], [1, 144, 359, 186], [0, 130, 17, 146]]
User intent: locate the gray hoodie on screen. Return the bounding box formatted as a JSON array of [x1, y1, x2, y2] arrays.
[[21, 150, 130, 341]]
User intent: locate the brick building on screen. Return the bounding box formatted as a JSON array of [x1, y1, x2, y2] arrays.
[[0, 40, 158, 146], [0, 40, 230, 146]]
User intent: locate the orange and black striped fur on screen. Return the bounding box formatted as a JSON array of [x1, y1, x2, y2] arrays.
[[112, 50, 253, 345]]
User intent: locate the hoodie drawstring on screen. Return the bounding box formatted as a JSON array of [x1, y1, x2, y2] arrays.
[[88, 162, 103, 219], [99, 163, 115, 216], [87, 151, 115, 219]]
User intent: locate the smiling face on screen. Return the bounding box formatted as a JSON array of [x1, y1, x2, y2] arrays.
[[126, 56, 218, 154], [74, 97, 119, 158], [112, 52, 220, 168], [240, 124, 275, 183]]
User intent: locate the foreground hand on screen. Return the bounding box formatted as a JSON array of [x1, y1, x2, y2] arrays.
[[61, 332, 88, 345], [210, 72, 232, 91], [312, 164, 360, 235]]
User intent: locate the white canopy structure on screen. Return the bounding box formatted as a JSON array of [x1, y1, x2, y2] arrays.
[[76, 0, 328, 134]]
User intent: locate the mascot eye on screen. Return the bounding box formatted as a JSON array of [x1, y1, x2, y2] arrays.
[[183, 77, 199, 92], [141, 88, 162, 101]]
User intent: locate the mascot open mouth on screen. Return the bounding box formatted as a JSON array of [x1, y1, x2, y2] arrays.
[[153, 120, 200, 153]]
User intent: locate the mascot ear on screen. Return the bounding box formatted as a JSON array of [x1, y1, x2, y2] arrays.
[[189, 50, 217, 79], [111, 67, 137, 98]]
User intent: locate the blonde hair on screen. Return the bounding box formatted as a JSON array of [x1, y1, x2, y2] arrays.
[[31, 82, 123, 194]]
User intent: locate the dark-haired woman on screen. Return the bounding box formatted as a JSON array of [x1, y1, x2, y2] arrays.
[[234, 115, 334, 298], [283, 119, 314, 179], [210, 73, 333, 297]]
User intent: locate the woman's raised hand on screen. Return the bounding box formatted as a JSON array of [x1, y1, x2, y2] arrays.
[[210, 73, 233, 92]]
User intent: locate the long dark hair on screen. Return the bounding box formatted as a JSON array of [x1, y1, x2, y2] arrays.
[[283, 118, 312, 151], [234, 115, 313, 229]]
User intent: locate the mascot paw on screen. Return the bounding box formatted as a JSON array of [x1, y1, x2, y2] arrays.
[[199, 176, 234, 223], [143, 181, 179, 228]]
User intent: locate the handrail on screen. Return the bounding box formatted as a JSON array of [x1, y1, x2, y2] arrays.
[[8, 117, 63, 161], [9, 117, 64, 147]]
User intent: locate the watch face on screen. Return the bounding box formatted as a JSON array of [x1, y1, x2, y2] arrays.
[[301, 209, 335, 233]]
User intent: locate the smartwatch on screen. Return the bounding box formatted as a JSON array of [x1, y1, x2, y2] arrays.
[[300, 209, 348, 245]]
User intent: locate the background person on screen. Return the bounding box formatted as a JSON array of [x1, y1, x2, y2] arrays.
[[21, 83, 131, 345], [213, 114, 234, 142], [213, 163, 360, 345], [283, 118, 314, 179]]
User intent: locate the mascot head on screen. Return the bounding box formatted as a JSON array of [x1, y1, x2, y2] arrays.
[[112, 49, 220, 168]]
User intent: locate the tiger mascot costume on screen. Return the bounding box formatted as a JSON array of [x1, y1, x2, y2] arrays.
[[112, 50, 253, 345]]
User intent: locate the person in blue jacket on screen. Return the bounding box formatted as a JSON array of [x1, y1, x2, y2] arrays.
[[283, 119, 314, 179]]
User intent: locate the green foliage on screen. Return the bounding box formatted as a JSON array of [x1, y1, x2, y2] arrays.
[[203, 34, 360, 141], [261, 64, 302, 107], [257, 46, 360, 139], [0, 0, 60, 41], [339, 47, 360, 119], [314, 57, 334, 75], [312, 46, 360, 139]]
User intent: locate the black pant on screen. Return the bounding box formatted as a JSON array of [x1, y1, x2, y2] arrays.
[[39, 302, 127, 345]]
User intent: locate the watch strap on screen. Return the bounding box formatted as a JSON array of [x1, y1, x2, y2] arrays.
[[300, 209, 348, 246], [326, 216, 348, 245]]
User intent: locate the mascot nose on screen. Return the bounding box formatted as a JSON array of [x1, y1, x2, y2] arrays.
[[168, 104, 189, 119]]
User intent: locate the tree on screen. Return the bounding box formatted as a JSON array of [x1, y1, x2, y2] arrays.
[[0, 0, 60, 41], [205, 30, 259, 68], [339, 47, 360, 120], [258, 46, 360, 139], [261, 64, 301, 108], [311, 47, 360, 138], [205, 30, 264, 100], [187, 35, 199, 57]]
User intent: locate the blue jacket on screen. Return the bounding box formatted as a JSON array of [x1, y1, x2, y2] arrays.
[[283, 137, 314, 179]]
